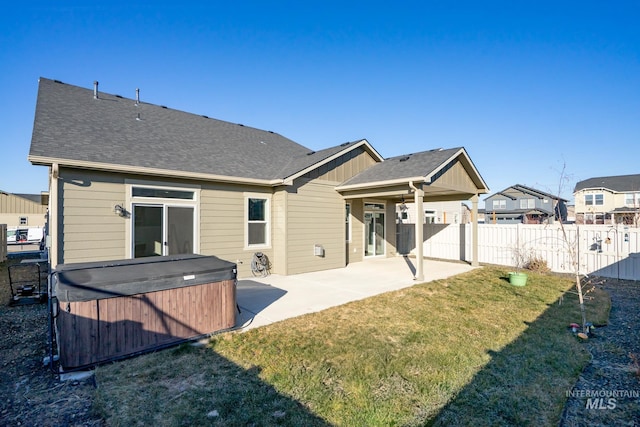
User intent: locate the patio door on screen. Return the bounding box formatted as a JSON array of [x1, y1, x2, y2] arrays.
[[133, 204, 194, 257], [365, 203, 385, 257]]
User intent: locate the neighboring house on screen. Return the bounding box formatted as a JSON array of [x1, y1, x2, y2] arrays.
[[565, 204, 576, 224], [0, 190, 48, 229], [396, 201, 471, 224], [28, 78, 489, 278], [483, 184, 568, 224], [574, 174, 640, 226]]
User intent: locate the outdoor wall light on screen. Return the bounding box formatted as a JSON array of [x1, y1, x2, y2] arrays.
[[114, 204, 126, 217]]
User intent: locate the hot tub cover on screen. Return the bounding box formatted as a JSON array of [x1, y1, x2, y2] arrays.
[[53, 254, 237, 302]]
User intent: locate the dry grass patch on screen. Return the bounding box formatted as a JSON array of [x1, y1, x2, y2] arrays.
[[94, 266, 609, 426]]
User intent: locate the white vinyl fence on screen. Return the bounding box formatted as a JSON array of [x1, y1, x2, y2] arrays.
[[397, 223, 640, 281]]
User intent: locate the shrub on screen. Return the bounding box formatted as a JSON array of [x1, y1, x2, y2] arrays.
[[525, 255, 551, 273]]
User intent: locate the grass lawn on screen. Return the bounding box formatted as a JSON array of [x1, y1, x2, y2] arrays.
[[93, 266, 610, 426]]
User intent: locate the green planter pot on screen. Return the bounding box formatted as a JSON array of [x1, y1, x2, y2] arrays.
[[509, 272, 528, 286]]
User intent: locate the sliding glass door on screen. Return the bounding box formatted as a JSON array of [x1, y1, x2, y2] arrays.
[[133, 204, 194, 257]]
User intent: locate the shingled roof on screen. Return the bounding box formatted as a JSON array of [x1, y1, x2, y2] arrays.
[[28, 78, 486, 195], [28, 78, 341, 183], [485, 184, 568, 202], [574, 174, 640, 193]]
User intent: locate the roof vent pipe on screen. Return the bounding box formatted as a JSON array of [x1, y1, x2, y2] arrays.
[[135, 88, 140, 105], [93, 81, 99, 99]]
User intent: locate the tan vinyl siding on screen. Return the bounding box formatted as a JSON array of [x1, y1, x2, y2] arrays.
[[348, 200, 364, 263], [285, 178, 345, 275], [272, 188, 288, 275], [303, 148, 377, 182], [57, 170, 277, 277], [200, 183, 274, 278], [59, 169, 126, 264]]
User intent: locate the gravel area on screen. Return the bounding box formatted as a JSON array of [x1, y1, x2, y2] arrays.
[[560, 279, 640, 427], [1, 254, 638, 426]]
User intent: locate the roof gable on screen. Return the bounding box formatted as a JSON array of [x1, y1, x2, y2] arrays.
[[337, 147, 488, 192], [279, 139, 383, 183]]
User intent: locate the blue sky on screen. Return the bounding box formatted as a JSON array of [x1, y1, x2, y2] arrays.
[[1, 1, 639, 204]]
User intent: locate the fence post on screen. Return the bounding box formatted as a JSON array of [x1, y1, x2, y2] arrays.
[[0, 224, 6, 262]]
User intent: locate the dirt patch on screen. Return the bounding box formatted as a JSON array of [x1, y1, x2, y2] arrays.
[[0, 256, 104, 427]]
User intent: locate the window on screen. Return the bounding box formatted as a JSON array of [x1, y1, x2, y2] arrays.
[[345, 204, 351, 242], [492, 199, 506, 209], [19, 217, 28, 225], [585, 194, 604, 206], [246, 195, 270, 247], [519, 198, 535, 209], [424, 210, 436, 224], [132, 187, 194, 200]]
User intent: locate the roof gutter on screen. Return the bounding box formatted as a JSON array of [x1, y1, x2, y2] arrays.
[[336, 176, 426, 192], [28, 155, 286, 187]]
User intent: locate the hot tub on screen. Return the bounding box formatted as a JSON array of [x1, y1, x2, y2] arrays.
[[51, 254, 237, 370]]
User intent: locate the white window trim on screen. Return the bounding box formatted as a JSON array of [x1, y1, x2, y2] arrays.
[[520, 198, 535, 209], [244, 192, 271, 250], [585, 193, 604, 206], [125, 181, 200, 258]]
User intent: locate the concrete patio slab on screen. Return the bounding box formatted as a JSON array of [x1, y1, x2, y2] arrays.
[[236, 256, 476, 330]]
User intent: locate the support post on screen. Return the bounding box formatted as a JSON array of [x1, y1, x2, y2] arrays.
[[471, 194, 479, 267], [411, 182, 425, 281]]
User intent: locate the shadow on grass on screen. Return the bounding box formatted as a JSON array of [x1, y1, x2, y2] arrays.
[[94, 343, 331, 426], [427, 284, 608, 426]]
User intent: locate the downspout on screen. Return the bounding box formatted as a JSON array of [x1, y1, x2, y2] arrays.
[[49, 163, 59, 269], [409, 181, 425, 281]]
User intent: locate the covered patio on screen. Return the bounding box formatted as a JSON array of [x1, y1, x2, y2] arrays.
[[236, 256, 476, 330], [337, 147, 489, 281]]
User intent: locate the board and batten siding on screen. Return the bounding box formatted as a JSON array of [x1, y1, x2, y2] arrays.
[[285, 178, 346, 275], [431, 160, 479, 194], [0, 192, 47, 213], [200, 183, 274, 278], [303, 147, 378, 183], [58, 168, 127, 264], [0, 192, 47, 228]]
